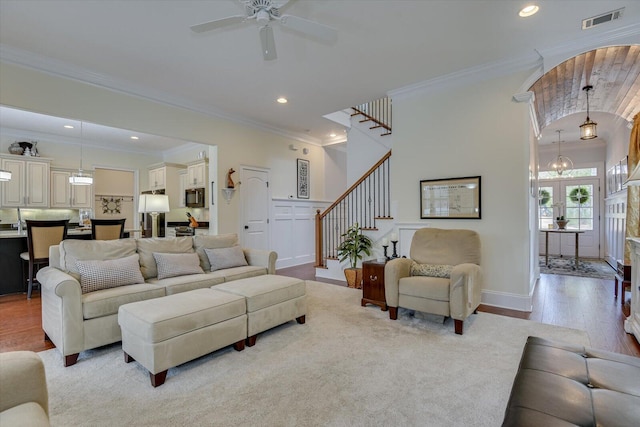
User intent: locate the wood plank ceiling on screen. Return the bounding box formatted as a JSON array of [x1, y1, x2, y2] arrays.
[[529, 45, 640, 130]]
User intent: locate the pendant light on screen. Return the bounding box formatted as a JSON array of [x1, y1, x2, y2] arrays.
[[0, 168, 11, 181], [548, 130, 573, 175], [579, 85, 597, 140], [69, 122, 93, 186]]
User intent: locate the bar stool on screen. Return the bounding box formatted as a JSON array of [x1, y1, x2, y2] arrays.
[[91, 218, 126, 240], [20, 220, 69, 299]]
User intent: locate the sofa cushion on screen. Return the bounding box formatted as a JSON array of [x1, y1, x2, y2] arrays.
[[146, 273, 225, 295], [82, 284, 166, 320], [136, 237, 194, 280], [209, 265, 267, 282], [75, 254, 145, 294], [193, 233, 240, 271], [153, 252, 204, 280], [399, 276, 450, 301], [205, 246, 248, 271], [410, 262, 454, 278], [59, 239, 138, 281]]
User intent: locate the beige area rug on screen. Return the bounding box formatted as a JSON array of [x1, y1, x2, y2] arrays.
[[39, 281, 589, 427]]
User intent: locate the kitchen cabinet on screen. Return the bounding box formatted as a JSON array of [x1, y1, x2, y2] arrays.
[[0, 155, 50, 208], [178, 169, 187, 208], [148, 167, 166, 192], [50, 169, 93, 209], [146, 163, 185, 210], [186, 160, 208, 189]]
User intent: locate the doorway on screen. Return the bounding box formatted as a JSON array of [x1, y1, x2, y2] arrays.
[[240, 166, 270, 250], [538, 177, 600, 258]]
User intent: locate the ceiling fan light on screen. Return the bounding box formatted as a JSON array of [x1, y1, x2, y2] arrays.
[[0, 169, 12, 181], [519, 5, 539, 17]]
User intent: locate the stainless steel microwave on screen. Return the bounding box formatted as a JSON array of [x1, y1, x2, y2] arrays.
[[185, 188, 205, 208]]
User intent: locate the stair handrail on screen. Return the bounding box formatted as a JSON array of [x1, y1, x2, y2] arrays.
[[315, 150, 391, 267]]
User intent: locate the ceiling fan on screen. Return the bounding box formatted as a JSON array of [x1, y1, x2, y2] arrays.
[[190, 0, 337, 61]]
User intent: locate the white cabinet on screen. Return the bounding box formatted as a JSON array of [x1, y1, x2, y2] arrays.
[[50, 169, 93, 209], [186, 160, 207, 189], [0, 156, 50, 208], [148, 167, 166, 191], [178, 170, 187, 208]]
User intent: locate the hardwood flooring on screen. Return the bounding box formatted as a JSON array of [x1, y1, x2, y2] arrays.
[[1, 264, 638, 357]]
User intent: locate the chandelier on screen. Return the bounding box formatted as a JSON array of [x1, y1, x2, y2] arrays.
[[579, 85, 597, 140], [548, 130, 573, 175]]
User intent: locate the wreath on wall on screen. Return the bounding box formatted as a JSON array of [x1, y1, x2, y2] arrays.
[[538, 189, 550, 206], [569, 188, 590, 205]]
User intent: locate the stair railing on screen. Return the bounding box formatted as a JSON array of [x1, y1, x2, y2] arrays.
[[352, 97, 392, 136], [315, 151, 392, 268]]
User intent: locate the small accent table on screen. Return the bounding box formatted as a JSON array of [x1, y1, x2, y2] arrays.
[[539, 229, 585, 270], [361, 260, 387, 311]]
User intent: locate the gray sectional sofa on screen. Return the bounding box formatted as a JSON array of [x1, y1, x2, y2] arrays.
[[36, 234, 277, 367]]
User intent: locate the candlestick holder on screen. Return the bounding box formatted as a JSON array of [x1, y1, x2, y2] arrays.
[[382, 245, 389, 260], [391, 240, 399, 258]]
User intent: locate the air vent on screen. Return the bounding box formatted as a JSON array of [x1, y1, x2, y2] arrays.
[[582, 8, 624, 30]]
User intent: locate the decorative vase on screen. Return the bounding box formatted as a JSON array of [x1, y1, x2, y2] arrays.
[[9, 142, 23, 155], [344, 267, 363, 289], [556, 219, 569, 230]]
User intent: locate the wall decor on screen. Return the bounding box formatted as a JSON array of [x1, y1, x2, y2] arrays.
[[420, 176, 481, 219], [297, 158, 309, 199], [101, 197, 122, 214]]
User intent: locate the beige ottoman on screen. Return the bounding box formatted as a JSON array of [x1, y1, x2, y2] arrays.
[[214, 275, 307, 346], [118, 288, 247, 387]]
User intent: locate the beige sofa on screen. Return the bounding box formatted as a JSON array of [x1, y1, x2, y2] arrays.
[[37, 234, 276, 367], [0, 351, 50, 426]]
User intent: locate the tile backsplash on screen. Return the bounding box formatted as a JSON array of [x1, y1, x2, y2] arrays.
[[0, 208, 80, 228]]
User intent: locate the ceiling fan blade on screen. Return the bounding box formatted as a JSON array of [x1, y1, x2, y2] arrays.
[[190, 15, 246, 33], [260, 25, 277, 61], [279, 15, 337, 43], [274, 0, 297, 14]]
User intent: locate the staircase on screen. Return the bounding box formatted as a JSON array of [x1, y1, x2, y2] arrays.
[[315, 150, 393, 270], [351, 97, 392, 136]]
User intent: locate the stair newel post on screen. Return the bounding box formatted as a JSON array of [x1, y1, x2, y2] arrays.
[[315, 209, 323, 267]]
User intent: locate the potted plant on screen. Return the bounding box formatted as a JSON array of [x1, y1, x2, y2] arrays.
[[556, 215, 569, 229], [337, 223, 373, 289]]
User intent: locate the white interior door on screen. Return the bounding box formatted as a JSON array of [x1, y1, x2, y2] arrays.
[[240, 166, 270, 250], [539, 178, 600, 258]]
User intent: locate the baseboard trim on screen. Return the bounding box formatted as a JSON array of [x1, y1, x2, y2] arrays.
[[481, 289, 533, 312]]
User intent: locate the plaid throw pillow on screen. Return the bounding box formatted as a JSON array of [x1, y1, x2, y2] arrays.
[[153, 252, 204, 280], [76, 254, 144, 294], [410, 262, 454, 278]]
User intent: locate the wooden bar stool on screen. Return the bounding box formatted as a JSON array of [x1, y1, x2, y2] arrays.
[[90, 218, 126, 240]]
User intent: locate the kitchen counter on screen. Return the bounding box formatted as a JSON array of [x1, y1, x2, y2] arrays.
[[0, 228, 93, 238]]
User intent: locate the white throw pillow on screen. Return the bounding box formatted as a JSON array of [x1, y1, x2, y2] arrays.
[[76, 254, 144, 294], [153, 252, 204, 280], [204, 246, 248, 271]]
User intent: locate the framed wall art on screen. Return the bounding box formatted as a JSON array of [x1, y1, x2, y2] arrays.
[[420, 176, 481, 219], [297, 158, 309, 199]]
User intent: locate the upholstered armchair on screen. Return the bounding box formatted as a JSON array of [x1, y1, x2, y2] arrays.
[[384, 228, 482, 334], [0, 351, 50, 426]]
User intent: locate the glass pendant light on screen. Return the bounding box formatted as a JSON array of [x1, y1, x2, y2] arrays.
[[579, 85, 597, 140], [547, 130, 573, 175], [69, 122, 93, 186]]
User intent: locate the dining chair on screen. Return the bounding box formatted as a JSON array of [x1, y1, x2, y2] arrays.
[[91, 218, 126, 240], [20, 219, 69, 299]]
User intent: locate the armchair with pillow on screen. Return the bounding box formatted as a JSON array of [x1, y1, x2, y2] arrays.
[[384, 228, 482, 334]]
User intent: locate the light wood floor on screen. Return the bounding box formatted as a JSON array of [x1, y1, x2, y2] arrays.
[[1, 264, 638, 357]]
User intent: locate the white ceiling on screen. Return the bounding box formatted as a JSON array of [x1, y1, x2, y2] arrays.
[[1, 0, 639, 149]]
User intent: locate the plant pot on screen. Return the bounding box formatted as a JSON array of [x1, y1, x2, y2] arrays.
[[556, 220, 569, 230], [344, 267, 363, 289]]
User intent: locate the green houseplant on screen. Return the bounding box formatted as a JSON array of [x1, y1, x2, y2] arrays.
[[337, 223, 373, 288]]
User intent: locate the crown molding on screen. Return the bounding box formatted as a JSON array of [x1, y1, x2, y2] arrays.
[[388, 51, 542, 101], [0, 44, 323, 146]]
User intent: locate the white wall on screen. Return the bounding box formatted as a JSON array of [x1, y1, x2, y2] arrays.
[[346, 118, 391, 186], [392, 70, 533, 310], [323, 146, 347, 201]]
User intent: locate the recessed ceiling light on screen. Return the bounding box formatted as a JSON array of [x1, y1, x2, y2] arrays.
[[329, 133, 336, 137], [519, 5, 539, 17], [276, 97, 288, 104], [63, 125, 74, 129], [130, 136, 139, 140]]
